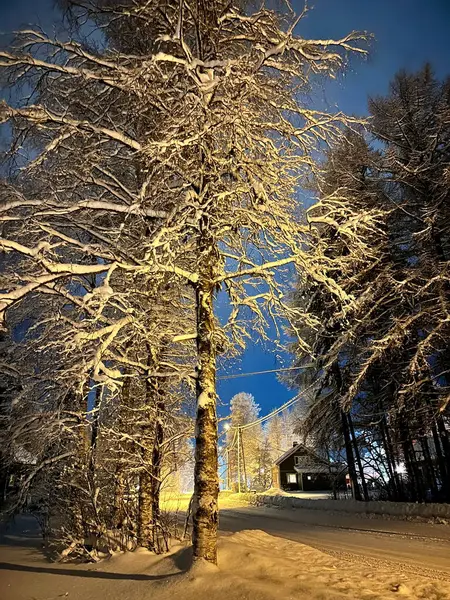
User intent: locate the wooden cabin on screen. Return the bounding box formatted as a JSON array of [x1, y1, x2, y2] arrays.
[[272, 442, 343, 492]]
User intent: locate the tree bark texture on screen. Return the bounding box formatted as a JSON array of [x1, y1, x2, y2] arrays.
[[380, 417, 401, 500], [400, 422, 425, 503], [137, 444, 155, 549], [113, 466, 126, 529], [192, 282, 219, 564], [113, 378, 130, 531]]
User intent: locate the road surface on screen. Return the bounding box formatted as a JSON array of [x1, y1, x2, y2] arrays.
[[219, 505, 450, 579], [1, 505, 449, 599]]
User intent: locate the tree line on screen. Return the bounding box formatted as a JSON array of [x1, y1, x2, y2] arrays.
[[288, 65, 450, 504]]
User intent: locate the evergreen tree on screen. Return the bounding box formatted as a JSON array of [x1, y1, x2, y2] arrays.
[[288, 66, 450, 503]]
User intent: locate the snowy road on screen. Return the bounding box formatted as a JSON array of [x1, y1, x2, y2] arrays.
[[1, 509, 450, 600], [3, 514, 450, 600], [219, 506, 450, 579]]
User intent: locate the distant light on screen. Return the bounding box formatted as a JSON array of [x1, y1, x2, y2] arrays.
[[224, 423, 230, 430]]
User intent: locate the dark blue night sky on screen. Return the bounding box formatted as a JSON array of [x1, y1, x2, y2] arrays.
[[1, 0, 449, 417]]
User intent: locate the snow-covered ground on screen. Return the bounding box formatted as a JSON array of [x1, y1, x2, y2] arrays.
[[2, 516, 450, 600], [160, 491, 252, 513], [259, 488, 331, 499]]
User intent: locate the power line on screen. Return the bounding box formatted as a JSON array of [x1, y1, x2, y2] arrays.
[[221, 381, 318, 492], [217, 364, 313, 381], [239, 394, 300, 430], [227, 378, 318, 432], [219, 374, 319, 492]]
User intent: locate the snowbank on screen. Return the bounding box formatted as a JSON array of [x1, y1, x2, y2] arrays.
[[258, 487, 293, 497], [258, 488, 330, 499], [3, 529, 450, 600], [257, 493, 450, 520], [101, 531, 450, 600]]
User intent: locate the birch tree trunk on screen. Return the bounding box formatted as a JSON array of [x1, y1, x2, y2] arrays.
[[192, 280, 219, 564]]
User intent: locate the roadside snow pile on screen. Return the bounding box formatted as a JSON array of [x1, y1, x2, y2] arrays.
[[103, 531, 450, 600], [259, 487, 293, 496], [172, 530, 450, 600], [3, 530, 450, 600]]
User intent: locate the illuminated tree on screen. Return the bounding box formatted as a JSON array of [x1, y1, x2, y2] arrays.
[[0, 0, 367, 561]]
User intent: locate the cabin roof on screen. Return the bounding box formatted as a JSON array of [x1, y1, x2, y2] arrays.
[[274, 443, 328, 467]]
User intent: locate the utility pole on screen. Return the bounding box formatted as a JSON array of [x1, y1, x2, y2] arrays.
[[240, 428, 248, 492], [237, 426, 241, 493], [226, 448, 231, 490]]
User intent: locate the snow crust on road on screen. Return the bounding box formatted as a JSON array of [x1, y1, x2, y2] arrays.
[[2, 527, 450, 600]]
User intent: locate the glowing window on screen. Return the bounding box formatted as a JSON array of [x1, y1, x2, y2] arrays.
[[286, 473, 297, 484]]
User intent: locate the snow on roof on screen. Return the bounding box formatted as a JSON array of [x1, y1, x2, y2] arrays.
[[274, 443, 329, 467]]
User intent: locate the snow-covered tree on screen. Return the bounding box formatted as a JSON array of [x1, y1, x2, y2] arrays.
[[227, 392, 264, 489], [287, 66, 450, 503], [0, 0, 367, 561]]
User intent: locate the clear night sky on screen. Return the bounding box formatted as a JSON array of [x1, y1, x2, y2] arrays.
[[1, 0, 449, 416]]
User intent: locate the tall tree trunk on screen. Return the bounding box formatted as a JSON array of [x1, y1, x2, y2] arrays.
[[88, 386, 101, 475], [401, 422, 425, 502], [114, 377, 130, 531], [373, 379, 401, 500], [137, 355, 156, 549], [137, 348, 165, 553], [113, 466, 126, 528], [192, 281, 219, 564], [150, 394, 166, 553], [430, 421, 449, 501], [436, 414, 450, 464], [137, 446, 155, 548], [419, 434, 438, 501], [341, 410, 362, 501], [330, 361, 362, 501], [436, 414, 450, 501], [348, 413, 369, 502], [380, 417, 400, 500], [70, 388, 90, 544]]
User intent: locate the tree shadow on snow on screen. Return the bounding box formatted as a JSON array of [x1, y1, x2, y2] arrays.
[[171, 545, 193, 571], [0, 562, 182, 581]]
